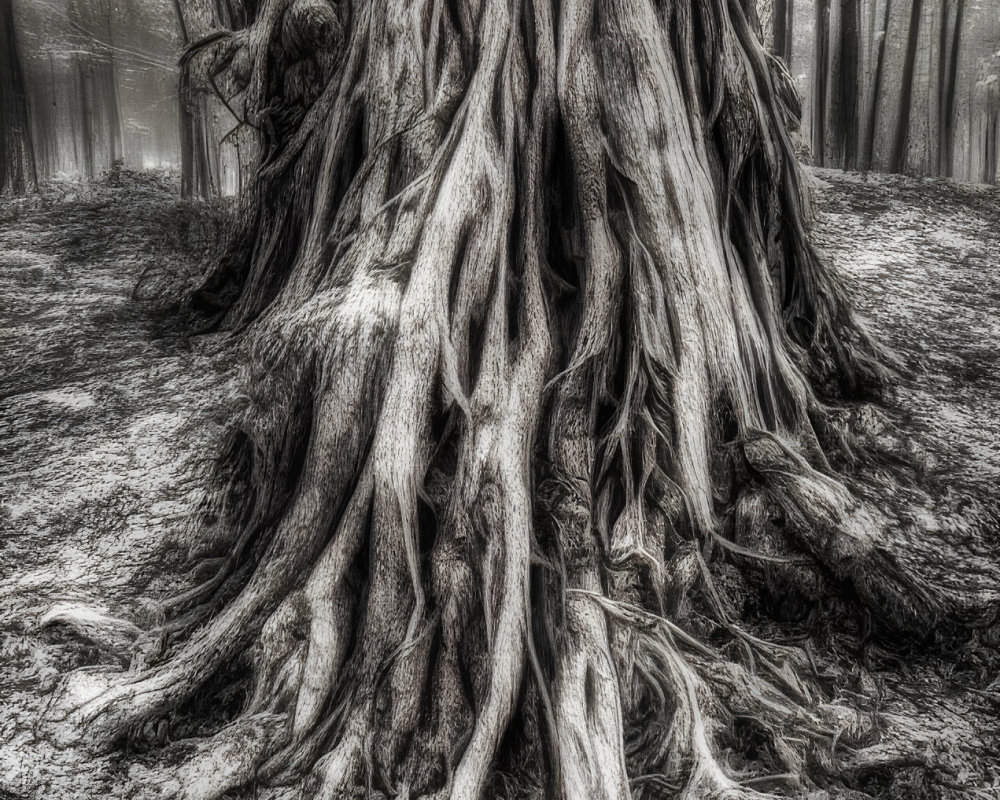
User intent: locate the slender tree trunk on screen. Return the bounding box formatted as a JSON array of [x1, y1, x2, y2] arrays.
[[74, 59, 96, 179], [102, 4, 123, 168], [0, 0, 37, 195], [990, 117, 999, 184], [863, 0, 891, 170], [65, 0, 124, 180], [786, 0, 794, 67], [44, 2, 980, 799], [985, 87, 1000, 184], [941, 0, 964, 176], [935, 0, 947, 173], [813, 0, 831, 163], [35, 51, 60, 178], [773, 0, 793, 66], [890, 0, 924, 174], [830, 0, 860, 169], [815, 0, 861, 169]]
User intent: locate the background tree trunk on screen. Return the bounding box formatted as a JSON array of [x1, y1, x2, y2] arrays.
[[890, 0, 924, 173], [773, 0, 793, 66], [1, 0, 37, 195], [65, 0, 124, 179], [862, 0, 891, 171], [940, 0, 965, 176], [830, 0, 861, 168]]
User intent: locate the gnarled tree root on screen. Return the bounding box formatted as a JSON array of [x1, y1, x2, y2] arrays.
[[41, 0, 993, 797]]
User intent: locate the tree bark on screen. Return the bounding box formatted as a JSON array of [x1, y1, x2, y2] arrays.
[[174, 0, 269, 197], [862, 0, 891, 171], [830, 0, 860, 169], [44, 1, 986, 798], [0, 0, 37, 195], [890, 0, 924, 174], [773, 0, 793, 66], [812, 0, 831, 164], [174, 0, 227, 197], [940, 0, 964, 176]]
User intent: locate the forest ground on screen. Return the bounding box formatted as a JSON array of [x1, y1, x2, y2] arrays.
[[0, 169, 997, 799]]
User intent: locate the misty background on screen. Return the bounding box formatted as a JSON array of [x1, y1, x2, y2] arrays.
[[3, 0, 1000, 196]]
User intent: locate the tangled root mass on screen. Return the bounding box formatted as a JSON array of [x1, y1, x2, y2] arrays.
[[43, 0, 995, 798]]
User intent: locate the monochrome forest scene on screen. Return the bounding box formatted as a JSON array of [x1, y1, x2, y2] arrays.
[[1, 0, 999, 798]]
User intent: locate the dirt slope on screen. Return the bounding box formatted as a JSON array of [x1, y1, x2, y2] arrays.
[[0, 173, 236, 798], [810, 170, 1000, 799], [0, 169, 997, 799]]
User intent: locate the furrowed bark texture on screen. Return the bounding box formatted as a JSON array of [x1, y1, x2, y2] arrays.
[[46, 0, 986, 798], [174, 0, 259, 197]]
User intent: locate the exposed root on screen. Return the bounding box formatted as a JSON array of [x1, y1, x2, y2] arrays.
[[553, 595, 631, 800], [138, 714, 288, 800], [40, 602, 142, 656]]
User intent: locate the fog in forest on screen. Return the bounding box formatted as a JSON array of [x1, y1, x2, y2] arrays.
[[2, 0, 249, 195], [2, 0, 1000, 196]]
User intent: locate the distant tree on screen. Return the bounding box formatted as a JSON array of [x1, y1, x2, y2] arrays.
[[1, 0, 37, 194], [758, 0, 793, 67], [813, 0, 870, 171], [815, 0, 984, 178], [862, 0, 892, 171], [813, 0, 831, 161], [938, 0, 965, 176], [889, 0, 924, 174], [774, 0, 794, 66], [66, 0, 124, 179], [830, 0, 861, 169], [969, 65, 999, 184]]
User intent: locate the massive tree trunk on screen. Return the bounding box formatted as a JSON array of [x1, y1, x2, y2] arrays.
[[0, 0, 37, 195], [45, 0, 986, 798]]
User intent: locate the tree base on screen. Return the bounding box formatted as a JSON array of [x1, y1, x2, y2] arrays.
[[39, 0, 998, 797]]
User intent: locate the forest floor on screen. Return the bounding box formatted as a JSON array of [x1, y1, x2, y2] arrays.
[[0, 172, 238, 799], [0, 168, 997, 799]]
